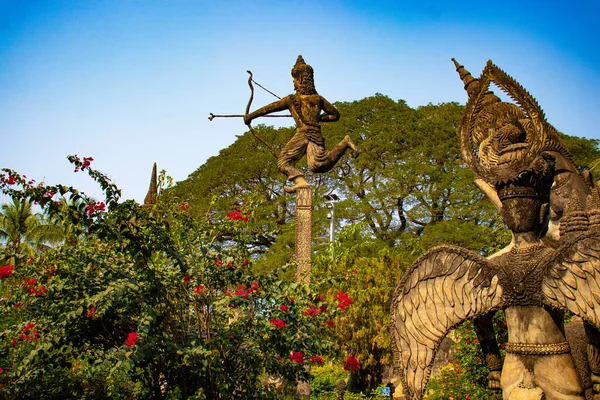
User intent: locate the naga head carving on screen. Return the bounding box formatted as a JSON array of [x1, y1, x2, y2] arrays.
[[456, 59, 548, 184]]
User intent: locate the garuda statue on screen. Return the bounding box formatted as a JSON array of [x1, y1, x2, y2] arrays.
[[390, 60, 600, 400]]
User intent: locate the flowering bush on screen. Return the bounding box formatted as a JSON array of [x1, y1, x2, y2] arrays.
[[0, 157, 345, 399]]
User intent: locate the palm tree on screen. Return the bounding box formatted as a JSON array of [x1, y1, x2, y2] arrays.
[[0, 198, 64, 265]]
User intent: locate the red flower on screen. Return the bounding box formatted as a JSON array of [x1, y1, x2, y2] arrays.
[[0, 367, 3, 374], [310, 355, 324, 365], [315, 295, 324, 302], [23, 323, 35, 333], [5, 175, 16, 185], [194, 285, 205, 294], [178, 202, 189, 211], [319, 304, 327, 312], [86, 201, 105, 216], [303, 308, 319, 317], [183, 274, 191, 285], [270, 318, 286, 330], [10, 338, 17, 346], [226, 210, 249, 222], [126, 332, 138, 347], [280, 305, 289, 312], [325, 321, 334, 328], [216, 259, 223, 266], [235, 284, 249, 298], [87, 307, 96, 317], [334, 292, 353, 311], [74, 156, 95, 171], [352, 269, 358, 275], [289, 351, 304, 364], [249, 282, 260, 293], [25, 278, 37, 285], [0, 265, 14, 279], [13, 302, 23, 308], [343, 355, 360, 371]]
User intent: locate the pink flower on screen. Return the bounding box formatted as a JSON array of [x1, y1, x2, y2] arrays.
[[270, 318, 286, 330], [289, 351, 304, 364], [334, 292, 353, 311], [86, 201, 105, 216], [0, 265, 14, 279], [226, 210, 249, 222], [303, 308, 319, 317], [343, 355, 360, 371], [280, 305, 289, 312], [310, 355, 324, 365], [126, 332, 138, 347]]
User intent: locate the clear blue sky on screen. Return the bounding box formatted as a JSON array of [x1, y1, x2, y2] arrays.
[[1, 0, 599, 203]]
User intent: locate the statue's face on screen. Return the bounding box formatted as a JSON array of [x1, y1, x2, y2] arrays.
[[293, 76, 300, 91]]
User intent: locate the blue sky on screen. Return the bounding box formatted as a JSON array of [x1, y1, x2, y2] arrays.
[[1, 0, 599, 203]]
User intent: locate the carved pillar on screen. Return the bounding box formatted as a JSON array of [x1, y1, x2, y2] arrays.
[[294, 186, 312, 398], [295, 186, 312, 283]]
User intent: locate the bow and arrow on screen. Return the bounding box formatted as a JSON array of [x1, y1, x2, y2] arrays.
[[209, 70, 291, 159]]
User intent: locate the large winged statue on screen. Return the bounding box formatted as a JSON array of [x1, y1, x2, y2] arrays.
[[391, 60, 600, 400]]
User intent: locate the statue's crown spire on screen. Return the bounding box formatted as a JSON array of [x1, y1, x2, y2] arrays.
[[292, 54, 313, 78], [451, 58, 480, 98]]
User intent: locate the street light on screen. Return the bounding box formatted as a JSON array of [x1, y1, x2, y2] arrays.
[[323, 194, 339, 260]]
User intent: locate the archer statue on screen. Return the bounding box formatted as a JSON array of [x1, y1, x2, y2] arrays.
[[244, 55, 359, 193], [391, 60, 600, 400]]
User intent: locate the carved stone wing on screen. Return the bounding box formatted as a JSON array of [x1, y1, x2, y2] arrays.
[[542, 232, 600, 328], [390, 245, 502, 400]]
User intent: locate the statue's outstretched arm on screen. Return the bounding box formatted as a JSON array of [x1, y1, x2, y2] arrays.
[[391, 245, 502, 400], [244, 97, 290, 125]]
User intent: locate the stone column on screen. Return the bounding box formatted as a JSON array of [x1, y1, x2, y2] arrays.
[[294, 186, 312, 399], [295, 186, 312, 283]]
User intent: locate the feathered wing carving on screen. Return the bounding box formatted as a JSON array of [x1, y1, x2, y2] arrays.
[[390, 245, 503, 399], [542, 232, 600, 329]]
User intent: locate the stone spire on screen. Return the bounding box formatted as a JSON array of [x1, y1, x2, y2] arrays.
[[452, 58, 480, 98], [142, 163, 158, 210], [452, 58, 501, 105]]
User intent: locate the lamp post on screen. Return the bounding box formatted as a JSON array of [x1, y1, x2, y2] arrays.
[[324, 194, 339, 260]]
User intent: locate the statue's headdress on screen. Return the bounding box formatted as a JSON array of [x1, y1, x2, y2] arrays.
[[291, 55, 317, 95]]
